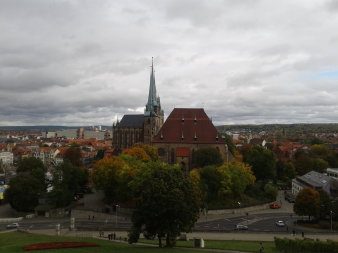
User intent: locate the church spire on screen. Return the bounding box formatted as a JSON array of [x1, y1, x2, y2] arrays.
[[145, 57, 160, 116]]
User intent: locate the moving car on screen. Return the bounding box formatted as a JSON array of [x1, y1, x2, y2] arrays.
[[6, 223, 19, 229], [270, 203, 281, 209], [235, 224, 248, 230], [275, 221, 285, 227]]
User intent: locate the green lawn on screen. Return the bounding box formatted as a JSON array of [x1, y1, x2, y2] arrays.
[[0, 232, 279, 253]]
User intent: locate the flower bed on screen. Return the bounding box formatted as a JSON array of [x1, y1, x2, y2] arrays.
[[23, 241, 99, 251]]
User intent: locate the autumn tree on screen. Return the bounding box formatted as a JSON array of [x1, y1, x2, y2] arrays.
[[128, 162, 201, 247], [294, 187, 320, 220], [122, 147, 151, 162], [64, 147, 81, 167], [132, 143, 159, 161], [91, 156, 133, 203], [217, 161, 255, 198]]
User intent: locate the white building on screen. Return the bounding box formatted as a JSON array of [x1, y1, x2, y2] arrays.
[[0, 152, 14, 165], [292, 171, 338, 197], [327, 168, 338, 180]]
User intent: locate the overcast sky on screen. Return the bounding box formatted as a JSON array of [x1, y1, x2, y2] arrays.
[[1, 0, 338, 126]]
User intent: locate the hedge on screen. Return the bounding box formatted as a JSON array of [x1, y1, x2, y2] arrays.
[[274, 237, 338, 253]]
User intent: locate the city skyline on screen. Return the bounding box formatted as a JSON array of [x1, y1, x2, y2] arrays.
[[1, 0, 338, 126]]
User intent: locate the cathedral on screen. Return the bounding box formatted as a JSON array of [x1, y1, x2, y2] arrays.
[[112, 60, 164, 148]]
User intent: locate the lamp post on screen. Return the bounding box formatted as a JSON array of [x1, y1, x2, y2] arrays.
[[115, 204, 120, 228], [330, 210, 335, 232]]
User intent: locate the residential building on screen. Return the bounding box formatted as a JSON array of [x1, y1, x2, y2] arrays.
[[292, 171, 338, 197]]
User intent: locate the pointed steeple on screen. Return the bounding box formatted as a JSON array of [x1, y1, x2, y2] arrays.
[[145, 57, 160, 116]]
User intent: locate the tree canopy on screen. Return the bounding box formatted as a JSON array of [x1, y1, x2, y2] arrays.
[[5, 174, 43, 211], [128, 162, 201, 247], [294, 187, 320, 219], [193, 147, 223, 168], [242, 146, 276, 181]]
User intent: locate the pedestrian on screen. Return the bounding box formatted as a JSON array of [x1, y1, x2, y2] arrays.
[[259, 242, 264, 253], [302, 231, 304, 238], [92, 215, 94, 220], [292, 229, 295, 236], [113, 232, 116, 240]]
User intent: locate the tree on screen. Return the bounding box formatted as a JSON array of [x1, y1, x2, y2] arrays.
[[294, 187, 320, 220], [91, 156, 133, 203], [193, 147, 223, 168], [264, 183, 278, 201], [318, 189, 331, 219], [5, 174, 42, 211], [128, 162, 201, 247], [242, 146, 276, 181], [122, 147, 151, 162], [63, 147, 81, 167], [217, 161, 255, 198], [276, 161, 297, 183], [132, 143, 159, 161], [17, 157, 44, 173], [200, 165, 223, 203], [47, 161, 88, 208]]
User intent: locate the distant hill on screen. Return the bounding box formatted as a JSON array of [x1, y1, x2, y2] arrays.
[[0, 126, 112, 131], [216, 123, 338, 135]]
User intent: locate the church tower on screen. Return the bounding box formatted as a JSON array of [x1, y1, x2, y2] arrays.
[[144, 58, 164, 145]]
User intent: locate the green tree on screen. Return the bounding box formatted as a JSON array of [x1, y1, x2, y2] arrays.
[[318, 189, 331, 219], [5, 174, 42, 211], [294, 187, 320, 220], [129, 162, 201, 247], [17, 157, 44, 173], [193, 147, 223, 168], [242, 146, 276, 181], [217, 161, 255, 198], [293, 150, 313, 175], [200, 165, 223, 203], [47, 161, 88, 208], [276, 161, 297, 183], [312, 158, 329, 173], [264, 183, 278, 201]]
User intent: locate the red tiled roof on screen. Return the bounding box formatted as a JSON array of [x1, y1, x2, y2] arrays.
[[176, 147, 189, 157], [153, 108, 225, 144]]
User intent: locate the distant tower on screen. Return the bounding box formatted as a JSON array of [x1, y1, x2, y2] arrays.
[[144, 58, 164, 145]]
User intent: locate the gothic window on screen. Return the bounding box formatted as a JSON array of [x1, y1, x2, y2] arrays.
[[158, 148, 165, 156], [170, 148, 175, 164]]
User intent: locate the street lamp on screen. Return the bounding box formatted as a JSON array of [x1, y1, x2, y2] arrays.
[[330, 210, 335, 232], [115, 204, 120, 228]]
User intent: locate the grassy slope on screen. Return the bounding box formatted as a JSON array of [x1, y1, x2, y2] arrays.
[[0, 232, 279, 253]]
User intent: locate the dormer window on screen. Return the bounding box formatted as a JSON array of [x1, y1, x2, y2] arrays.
[[181, 132, 184, 141], [216, 135, 219, 141], [181, 116, 185, 123], [194, 132, 197, 141], [160, 133, 163, 140], [194, 115, 197, 123]]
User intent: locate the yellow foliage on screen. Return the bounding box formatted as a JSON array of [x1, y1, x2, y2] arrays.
[[122, 147, 151, 161], [132, 143, 159, 161]]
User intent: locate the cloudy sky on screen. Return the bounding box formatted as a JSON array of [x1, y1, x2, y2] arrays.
[[1, 0, 338, 126]]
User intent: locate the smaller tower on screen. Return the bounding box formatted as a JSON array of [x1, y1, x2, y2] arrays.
[[144, 58, 164, 144]]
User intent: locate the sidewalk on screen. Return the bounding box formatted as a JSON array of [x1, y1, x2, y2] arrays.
[[27, 228, 338, 242]]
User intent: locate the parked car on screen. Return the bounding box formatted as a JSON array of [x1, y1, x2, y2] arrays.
[[275, 220, 285, 227], [6, 223, 19, 229], [235, 224, 248, 230], [270, 203, 281, 209]]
